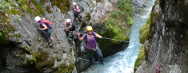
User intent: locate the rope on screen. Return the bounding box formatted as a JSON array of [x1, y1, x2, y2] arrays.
[[101, 37, 129, 43]]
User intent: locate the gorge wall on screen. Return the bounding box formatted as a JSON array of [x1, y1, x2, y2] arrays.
[[136, 0, 188, 73]]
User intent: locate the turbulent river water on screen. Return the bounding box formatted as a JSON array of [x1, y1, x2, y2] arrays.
[[82, 0, 155, 73]]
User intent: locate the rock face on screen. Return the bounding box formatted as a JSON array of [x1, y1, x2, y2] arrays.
[[136, 0, 188, 73], [1, 0, 129, 73]]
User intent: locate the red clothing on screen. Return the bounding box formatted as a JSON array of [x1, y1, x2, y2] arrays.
[[155, 64, 161, 73], [38, 19, 53, 29], [73, 5, 81, 13], [40, 19, 54, 25]]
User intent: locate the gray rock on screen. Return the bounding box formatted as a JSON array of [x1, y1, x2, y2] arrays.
[[136, 0, 188, 73]]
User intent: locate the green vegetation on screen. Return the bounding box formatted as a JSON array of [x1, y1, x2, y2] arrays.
[[33, 51, 55, 71], [97, 0, 133, 56], [139, 14, 153, 43], [0, 0, 44, 15], [50, 0, 70, 13], [85, 12, 91, 21], [24, 49, 75, 73], [0, 12, 15, 45], [136, 9, 160, 71], [0, 0, 71, 16], [0, 0, 27, 45], [139, 23, 151, 43], [134, 46, 146, 71], [24, 51, 55, 72], [29, 0, 46, 15], [55, 64, 75, 73], [102, 0, 133, 41], [140, 11, 159, 43]]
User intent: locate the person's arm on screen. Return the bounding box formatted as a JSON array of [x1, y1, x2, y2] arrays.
[[39, 24, 48, 30], [77, 32, 85, 40], [95, 33, 102, 38], [72, 6, 77, 11], [67, 23, 72, 29], [76, 6, 81, 12], [64, 23, 72, 31], [79, 35, 84, 40]]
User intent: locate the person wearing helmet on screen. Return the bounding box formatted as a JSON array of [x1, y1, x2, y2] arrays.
[[155, 64, 161, 73], [34, 16, 54, 42], [64, 19, 75, 39], [77, 26, 104, 64], [72, 2, 81, 21]]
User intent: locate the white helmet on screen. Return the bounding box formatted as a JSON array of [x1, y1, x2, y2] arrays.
[[73, 2, 77, 5], [34, 16, 41, 22], [42, 17, 46, 20], [65, 19, 71, 23]]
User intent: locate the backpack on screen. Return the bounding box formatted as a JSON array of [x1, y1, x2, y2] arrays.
[[41, 19, 53, 24], [73, 5, 81, 13]]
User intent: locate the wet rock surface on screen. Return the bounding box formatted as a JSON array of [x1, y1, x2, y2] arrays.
[[136, 0, 188, 73]]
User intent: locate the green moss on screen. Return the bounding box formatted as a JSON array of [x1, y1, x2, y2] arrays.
[[7, 9, 21, 15], [24, 51, 55, 72], [34, 51, 54, 70], [97, 17, 129, 56], [0, 11, 15, 45], [0, 0, 20, 14], [50, 0, 70, 13], [139, 12, 159, 43], [55, 64, 75, 73], [85, 13, 91, 21], [0, 0, 16, 12], [117, 0, 133, 19], [105, 21, 129, 41], [96, 0, 133, 56], [101, 0, 133, 41], [134, 46, 145, 71], [0, 9, 21, 43], [0, 32, 8, 45], [140, 23, 151, 43], [31, 0, 46, 15]]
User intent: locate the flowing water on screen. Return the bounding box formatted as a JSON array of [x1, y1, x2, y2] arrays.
[[82, 0, 155, 73]]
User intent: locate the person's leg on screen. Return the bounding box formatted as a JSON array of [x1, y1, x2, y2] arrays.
[[65, 31, 69, 37], [40, 30, 49, 41], [47, 29, 53, 41], [77, 12, 82, 21], [90, 51, 96, 64], [94, 51, 98, 61], [74, 12, 82, 22], [85, 51, 93, 64], [96, 47, 104, 64], [74, 12, 78, 19], [86, 50, 95, 64]]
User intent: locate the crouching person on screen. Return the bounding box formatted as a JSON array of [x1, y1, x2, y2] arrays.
[[34, 16, 53, 42]]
